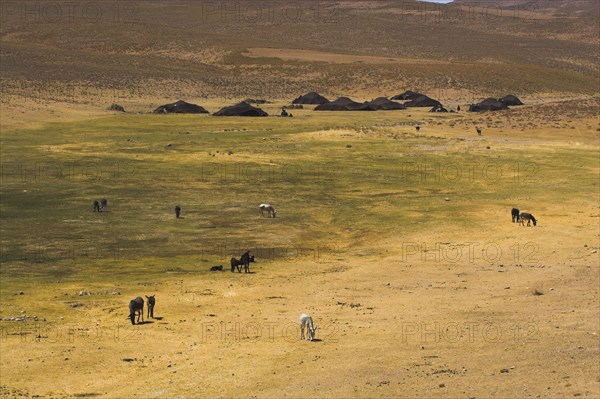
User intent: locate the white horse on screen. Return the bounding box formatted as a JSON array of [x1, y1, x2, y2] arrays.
[[259, 204, 276, 218], [299, 313, 317, 341]]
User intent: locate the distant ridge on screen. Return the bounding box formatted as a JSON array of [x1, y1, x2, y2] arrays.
[[453, 0, 597, 14]]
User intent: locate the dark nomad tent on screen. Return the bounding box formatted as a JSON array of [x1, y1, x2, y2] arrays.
[[365, 97, 406, 110], [500, 95, 524, 106], [153, 100, 209, 114], [292, 92, 330, 104], [244, 98, 271, 104], [469, 98, 509, 112], [403, 95, 443, 108], [314, 97, 373, 111], [391, 91, 424, 101], [213, 101, 268, 116]]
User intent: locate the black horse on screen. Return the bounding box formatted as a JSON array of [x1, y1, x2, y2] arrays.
[[93, 200, 101, 212], [230, 251, 255, 273], [519, 213, 537, 227], [511, 208, 520, 223], [145, 295, 155, 319], [175, 205, 181, 218], [100, 198, 108, 212], [129, 296, 144, 325]]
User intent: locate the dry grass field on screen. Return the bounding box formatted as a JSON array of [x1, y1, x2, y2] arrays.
[[0, 1, 598, 398]]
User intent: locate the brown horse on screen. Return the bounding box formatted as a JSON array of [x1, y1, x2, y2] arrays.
[[128, 297, 144, 325], [519, 213, 537, 227]]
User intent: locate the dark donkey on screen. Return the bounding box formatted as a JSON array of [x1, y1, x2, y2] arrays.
[[145, 295, 155, 318], [129, 296, 144, 325], [230, 251, 255, 273], [511, 208, 520, 223], [519, 212, 537, 227]]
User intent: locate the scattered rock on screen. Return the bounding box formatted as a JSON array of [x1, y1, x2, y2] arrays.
[[444, 197, 450, 201], [500, 368, 509, 373]]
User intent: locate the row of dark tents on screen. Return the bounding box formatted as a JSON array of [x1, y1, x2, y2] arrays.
[[293, 91, 443, 111], [469, 95, 523, 112], [313, 96, 407, 111], [152, 100, 267, 116], [143, 91, 523, 117]]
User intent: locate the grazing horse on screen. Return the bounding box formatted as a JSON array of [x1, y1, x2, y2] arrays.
[[93, 200, 101, 212], [519, 213, 537, 227], [476, 128, 482, 136], [145, 295, 155, 319], [259, 204, 276, 218], [415, 126, 420, 132], [129, 296, 144, 325], [299, 313, 317, 341], [175, 205, 181, 218], [230, 251, 255, 273], [511, 208, 520, 223], [99, 198, 108, 212]]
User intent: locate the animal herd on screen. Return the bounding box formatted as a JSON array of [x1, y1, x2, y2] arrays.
[[230, 250, 255, 273], [127, 294, 318, 341], [128, 295, 155, 325], [93, 200, 278, 221], [117, 203, 533, 336], [512, 208, 537, 226]]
